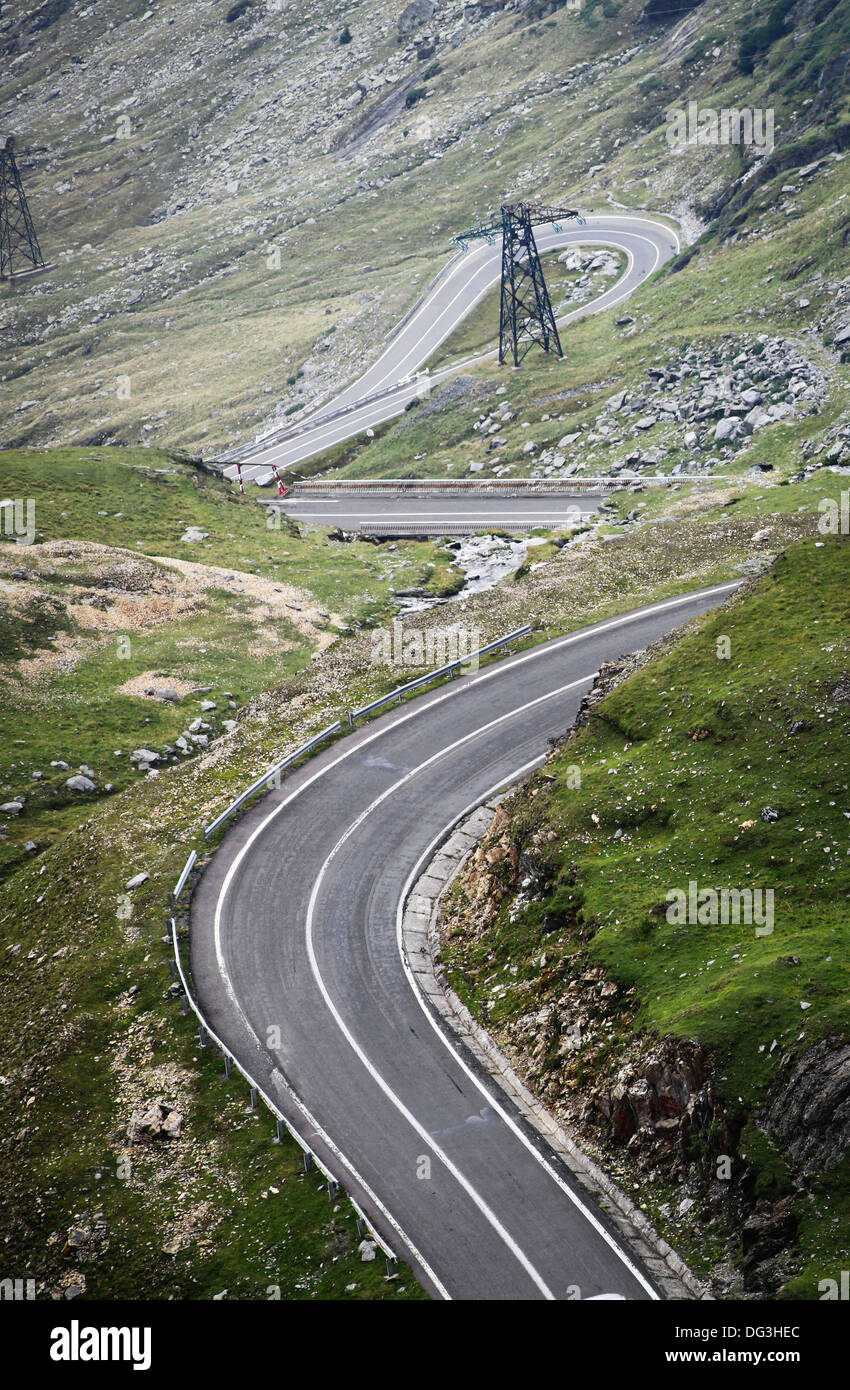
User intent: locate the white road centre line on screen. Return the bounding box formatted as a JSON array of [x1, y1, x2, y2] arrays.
[[301, 679, 595, 1299]]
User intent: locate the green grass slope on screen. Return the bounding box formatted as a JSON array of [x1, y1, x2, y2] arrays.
[[0, 446, 463, 879]]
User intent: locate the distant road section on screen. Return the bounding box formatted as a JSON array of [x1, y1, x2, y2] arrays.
[[271, 492, 599, 534], [224, 213, 679, 487]]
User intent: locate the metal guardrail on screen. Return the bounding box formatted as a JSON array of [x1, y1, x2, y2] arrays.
[[203, 722, 342, 838], [347, 625, 532, 727], [169, 849, 197, 906], [204, 626, 532, 835], [167, 908, 398, 1271], [168, 619, 536, 1279], [291, 478, 594, 495], [220, 377, 423, 466], [288, 475, 725, 495]]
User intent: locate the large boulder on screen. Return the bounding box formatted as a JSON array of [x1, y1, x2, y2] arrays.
[[398, 0, 437, 34], [127, 1101, 184, 1144], [65, 776, 95, 793], [130, 748, 159, 765], [745, 405, 772, 432], [714, 416, 743, 443]]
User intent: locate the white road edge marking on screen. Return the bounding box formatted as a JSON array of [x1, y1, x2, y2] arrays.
[[211, 582, 738, 1296], [395, 763, 661, 1299]]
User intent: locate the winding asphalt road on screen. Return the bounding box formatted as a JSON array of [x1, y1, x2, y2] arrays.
[[225, 213, 679, 488], [191, 580, 738, 1301]]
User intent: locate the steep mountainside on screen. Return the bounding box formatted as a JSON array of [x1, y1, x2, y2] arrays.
[[3, 0, 849, 452]]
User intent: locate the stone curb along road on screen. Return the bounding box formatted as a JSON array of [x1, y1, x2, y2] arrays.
[[225, 213, 680, 485], [190, 581, 739, 1302], [401, 799, 711, 1303]]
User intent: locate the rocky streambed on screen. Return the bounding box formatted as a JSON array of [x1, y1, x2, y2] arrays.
[[396, 532, 532, 614]]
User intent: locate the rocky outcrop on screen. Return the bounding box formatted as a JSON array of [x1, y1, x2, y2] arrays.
[[127, 1100, 184, 1144], [598, 1042, 713, 1151], [765, 1038, 850, 1174]]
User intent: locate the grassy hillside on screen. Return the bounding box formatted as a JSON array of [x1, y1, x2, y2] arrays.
[[442, 533, 850, 1296], [0, 447, 462, 880]]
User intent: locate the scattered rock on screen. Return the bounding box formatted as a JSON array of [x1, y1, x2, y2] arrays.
[[65, 776, 95, 793], [129, 749, 160, 765]]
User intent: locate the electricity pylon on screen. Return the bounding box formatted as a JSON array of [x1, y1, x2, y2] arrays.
[[452, 202, 583, 365], [0, 136, 48, 282]]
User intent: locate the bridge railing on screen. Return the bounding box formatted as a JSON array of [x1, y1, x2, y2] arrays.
[[286, 475, 724, 495]]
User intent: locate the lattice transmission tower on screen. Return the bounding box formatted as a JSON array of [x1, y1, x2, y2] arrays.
[[0, 136, 49, 282], [453, 203, 584, 366]]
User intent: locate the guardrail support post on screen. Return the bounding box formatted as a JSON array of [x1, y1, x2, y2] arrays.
[[386, 1256, 397, 1278], [168, 960, 178, 979], [198, 1026, 208, 1048], [180, 994, 189, 1015], [276, 1119, 286, 1143], [249, 1086, 259, 1110], [356, 1217, 366, 1238], [304, 1151, 313, 1172], [328, 1179, 339, 1200], [224, 1054, 233, 1079]]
